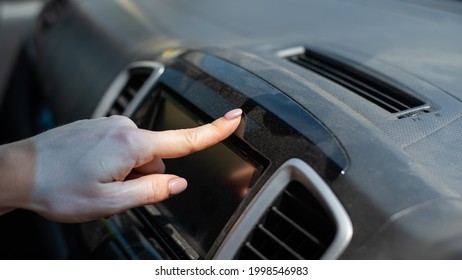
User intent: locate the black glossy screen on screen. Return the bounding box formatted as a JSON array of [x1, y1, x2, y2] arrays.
[[153, 90, 260, 257]]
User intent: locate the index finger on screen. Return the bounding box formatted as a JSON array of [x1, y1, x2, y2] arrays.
[[136, 108, 242, 159]]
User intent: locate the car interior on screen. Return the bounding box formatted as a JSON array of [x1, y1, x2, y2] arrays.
[[1, 0, 462, 259]]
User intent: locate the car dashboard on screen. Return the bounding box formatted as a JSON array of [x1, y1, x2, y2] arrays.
[[85, 50, 351, 259], [2, 0, 462, 259]]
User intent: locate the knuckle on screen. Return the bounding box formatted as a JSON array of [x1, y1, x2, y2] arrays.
[[209, 123, 222, 139], [145, 181, 155, 204], [145, 179, 160, 204], [108, 115, 137, 127], [182, 128, 199, 153], [111, 126, 139, 149]]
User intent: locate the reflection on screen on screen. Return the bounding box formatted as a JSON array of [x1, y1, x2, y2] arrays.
[[153, 90, 258, 257]]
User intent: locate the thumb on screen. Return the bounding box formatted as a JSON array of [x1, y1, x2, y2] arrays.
[[111, 174, 188, 210]]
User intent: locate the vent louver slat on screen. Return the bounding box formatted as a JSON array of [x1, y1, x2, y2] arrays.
[[236, 181, 336, 260], [287, 49, 429, 116], [106, 68, 152, 116]]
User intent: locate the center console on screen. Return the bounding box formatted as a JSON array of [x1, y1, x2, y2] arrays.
[[84, 49, 352, 260]]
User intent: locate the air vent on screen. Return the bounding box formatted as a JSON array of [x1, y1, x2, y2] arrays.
[[287, 48, 430, 117], [106, 68, 153, 116], [236, 181, 336, 260]]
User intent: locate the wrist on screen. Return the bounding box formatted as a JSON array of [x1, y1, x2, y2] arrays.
[[0, 140, 35, 210]]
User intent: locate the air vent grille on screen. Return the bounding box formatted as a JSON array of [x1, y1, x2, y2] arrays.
[[107, 68, 152, 116], [288, 49, 428, 116], [236, 181, 336, 260]]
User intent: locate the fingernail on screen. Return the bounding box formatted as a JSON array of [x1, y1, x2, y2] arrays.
[[224, 108, 243, 120], [169, 178, 188, 195]]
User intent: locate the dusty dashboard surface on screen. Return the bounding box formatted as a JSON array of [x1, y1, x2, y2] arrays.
[[3, 0, 462, 259], [85, 50, 351, 259]]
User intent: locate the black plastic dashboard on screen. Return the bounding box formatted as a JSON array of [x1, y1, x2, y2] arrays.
[[86, 50, 351, 259], [3, 0, 462, 259]]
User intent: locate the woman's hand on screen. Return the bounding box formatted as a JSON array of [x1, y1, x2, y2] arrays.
[[0, 109, 242, 222]]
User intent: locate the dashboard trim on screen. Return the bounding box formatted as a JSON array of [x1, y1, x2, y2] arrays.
[[214, 158, 353, 259], [92, 61, 165, 118]]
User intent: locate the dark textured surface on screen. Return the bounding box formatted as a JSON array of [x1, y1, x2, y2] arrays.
[[3, 0, 462, 259]]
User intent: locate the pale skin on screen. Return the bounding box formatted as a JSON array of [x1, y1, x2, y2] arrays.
[[0, 108, 243, 223]]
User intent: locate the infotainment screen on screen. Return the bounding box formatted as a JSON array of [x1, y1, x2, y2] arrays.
[[151, 88, 263, 257]]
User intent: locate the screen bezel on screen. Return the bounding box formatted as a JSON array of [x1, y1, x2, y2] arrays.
[[140, 84, 267, 257]]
